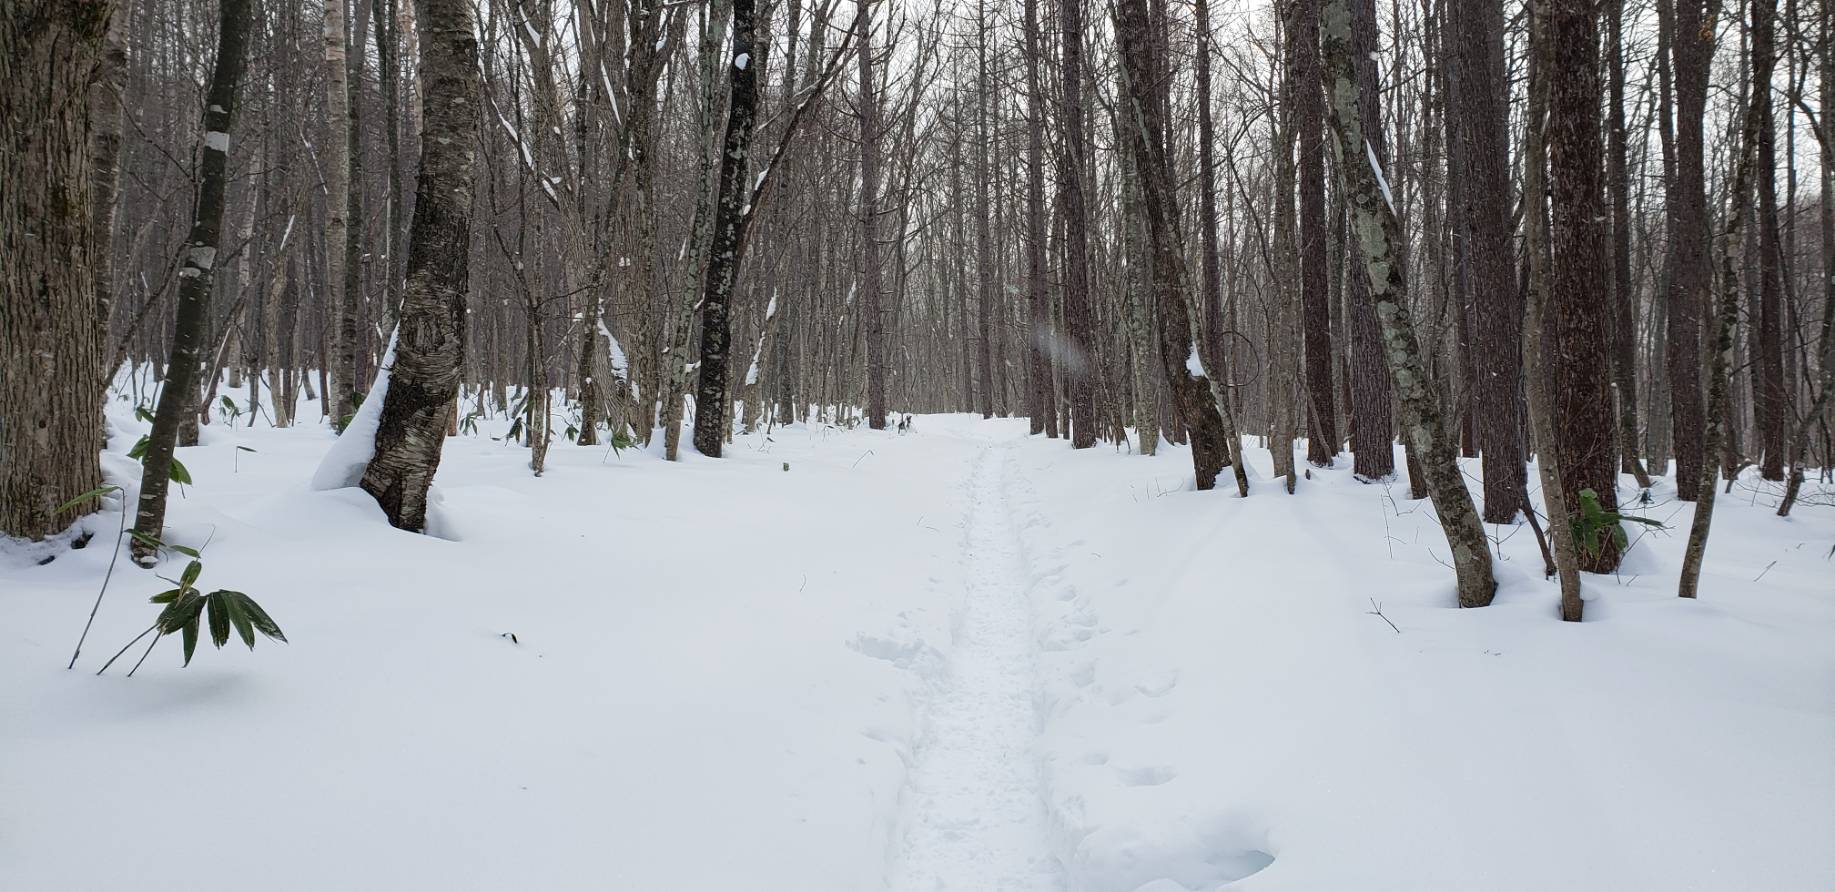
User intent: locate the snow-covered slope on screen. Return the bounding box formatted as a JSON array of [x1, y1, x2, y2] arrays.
[[2, 394, 1830, 891]]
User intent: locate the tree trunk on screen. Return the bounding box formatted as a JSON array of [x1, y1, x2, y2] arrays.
[[131, 0, 254, 564], [359, 0, 483, 531], [1606, 0, 1653, 487], [0, 1, 112, 541], [1344, 0, 1394, 480], [860, 3, 887, 429], [1546, 0, 1623, 574], [1778, 0, 1834, 516], [1320, 0, 1495, 606], [1058, 0, 1099, 448], [1023, 0, 1052, 436], [90, 5, 127, 393], [1680, 0, 1775, 598], [1115, 0, 1235, 492], [1289, 0, 1338, 466], [1753, 0, 1786, 480], [1116, 91, 1158, 455], [1523, 0, 1586, 620], [325, 0, 356, 428], [1450, 0, 1526, 520], [1666, 0, 1714, 498], [689, 0, 758, 457]]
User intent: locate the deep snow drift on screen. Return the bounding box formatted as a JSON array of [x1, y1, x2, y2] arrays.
[[3, 391, 1831, 891]]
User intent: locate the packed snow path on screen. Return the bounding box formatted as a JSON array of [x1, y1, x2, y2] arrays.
[[888, 446, 1064, 891]]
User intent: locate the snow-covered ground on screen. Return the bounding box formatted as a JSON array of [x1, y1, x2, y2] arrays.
[[3, 389, 1831, 891]]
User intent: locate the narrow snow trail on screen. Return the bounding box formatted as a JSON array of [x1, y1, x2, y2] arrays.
[[888, 445, 1063, 891]]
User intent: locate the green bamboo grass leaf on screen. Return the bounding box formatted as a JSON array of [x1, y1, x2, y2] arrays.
[[181, 617, 200, 666], [56, 485, 121, 514], [228, 592, 286, 643], [206, 591, 232, 649], [212, 590, 257, 649]]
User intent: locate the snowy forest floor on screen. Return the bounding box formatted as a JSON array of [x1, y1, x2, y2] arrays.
[[3, 388, 1833, 891]]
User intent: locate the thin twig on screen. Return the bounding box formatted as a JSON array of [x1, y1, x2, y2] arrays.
[[68, 492, 130, 670], [95, 623, 158, 676]]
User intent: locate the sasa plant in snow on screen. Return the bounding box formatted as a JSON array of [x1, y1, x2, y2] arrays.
[[55, 485, 287, 676], [1570, 488, 1665, 562], [95, 552, 286, 677]]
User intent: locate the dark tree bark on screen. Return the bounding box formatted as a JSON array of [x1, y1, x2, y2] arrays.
[[1666, 0, 1715, 498], [975, 0, 995, 420], [359, 0, 483, 531], [690, 0, 759, 457], [1345, 0, 1394, 480], [1680, 0, 1776, 598], [1522, 2, 1586, 619], [1023, 0, 1053, 436], [131, 0, 255, 564], [1115, 0, 1236, 492], [1321, 0, 1496, 607], [859, 2, 887, 429], [1753, 0, 1786, 480], [0, 0, 113, 541], [1289, 0, 1339, 466], [1058, 0, 1099, 448], [1195, 0, 1225, 380], [1606, 0, 1653, 487], [1779, 0, 1834, 516], [1546, 0, 1623, 574], [344, 0, 368, 411], [1449, 0, 1526, 521]]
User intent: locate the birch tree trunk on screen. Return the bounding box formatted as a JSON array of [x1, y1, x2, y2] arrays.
[[1320, 0, 1495, 606], [359, 0, 482, 531], [90, 5, 127, 393], [131, 0, 254, 564], [325, 0, 356, 427]]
